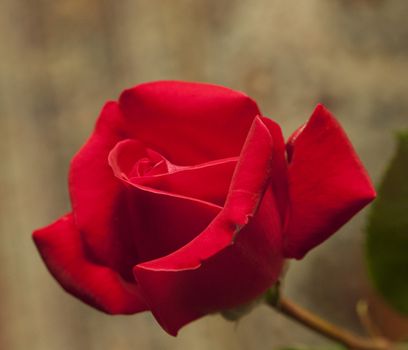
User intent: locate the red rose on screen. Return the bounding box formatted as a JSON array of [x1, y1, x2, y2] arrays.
[[33, 81, 375, 335]]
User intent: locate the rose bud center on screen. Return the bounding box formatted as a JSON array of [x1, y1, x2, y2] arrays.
[[108, 138, 239, 208]]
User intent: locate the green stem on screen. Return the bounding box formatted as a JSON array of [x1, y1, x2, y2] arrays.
[[266, 295, 392, 350]]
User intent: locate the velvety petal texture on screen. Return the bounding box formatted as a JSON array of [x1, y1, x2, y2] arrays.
[[283, 104, 376, 259], [33, 214, 148, 313], [119, 81, 260, 164], [108, 138, 238, 207], [33, 81, 375, 336], [134, 116, 285, 335], [68, 101, 134, 275]]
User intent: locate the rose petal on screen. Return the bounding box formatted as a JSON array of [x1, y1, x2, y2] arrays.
[[121, 187, 222, 265], [261, 117, 290, 226], [108, 139, 165, 179], [284, 104, 376, 259], [133, 116, 284, 335], [131, 158, 237, 207], [109, 139, 238, 207], [33, 214, 147, 314], [69, 102, 225, 282], [119, 81, 261, 164], [69, 102, 138, 276]]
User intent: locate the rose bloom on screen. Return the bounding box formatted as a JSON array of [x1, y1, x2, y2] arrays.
[[33, 81, 375, 335]]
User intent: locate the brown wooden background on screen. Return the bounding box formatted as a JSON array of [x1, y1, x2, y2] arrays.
[[1, 1, 407, 349]]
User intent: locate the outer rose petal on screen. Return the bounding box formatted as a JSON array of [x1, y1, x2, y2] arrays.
[[69, 101, 132, 270], [119, 81, 261, 164], [284, 104, 376, 259], [33, 214, 148, 314], [134, 116, 285, 335]]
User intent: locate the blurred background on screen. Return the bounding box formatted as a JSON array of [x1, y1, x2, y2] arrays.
[[0, 1, 407, 349]]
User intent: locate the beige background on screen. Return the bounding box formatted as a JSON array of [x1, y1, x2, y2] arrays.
[[1, 1, 407, 349]]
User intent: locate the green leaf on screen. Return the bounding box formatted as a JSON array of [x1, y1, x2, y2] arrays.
[[366, 131, 408, 315]]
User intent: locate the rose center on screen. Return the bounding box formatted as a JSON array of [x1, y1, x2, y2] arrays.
[[108, 138, 238, 207], [132, 157, 167, 177], [105, 137, 239, 273]]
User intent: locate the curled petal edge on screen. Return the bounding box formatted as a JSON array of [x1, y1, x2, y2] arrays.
[[284, 104, 376, 259], [135, 116, 275, 273], [133, 116, 279, 335], [33, 214, 148, 314]]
